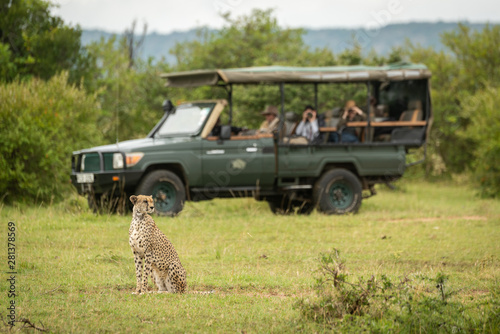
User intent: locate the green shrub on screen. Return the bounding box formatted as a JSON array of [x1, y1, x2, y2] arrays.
[[297, 249, 500, 332], [459, 85, 500, 198], [0, 73, 102, 203]]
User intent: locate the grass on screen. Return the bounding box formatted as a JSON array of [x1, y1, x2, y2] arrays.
[[0, 181, 499, 332]]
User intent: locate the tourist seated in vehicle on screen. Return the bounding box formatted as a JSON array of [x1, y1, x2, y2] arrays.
[[295, 105, 320, 142], [258, 105, 280, 134], [329, 100, 367, 143]]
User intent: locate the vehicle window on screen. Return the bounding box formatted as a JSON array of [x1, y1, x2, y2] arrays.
[[156, 103, 215, 137]]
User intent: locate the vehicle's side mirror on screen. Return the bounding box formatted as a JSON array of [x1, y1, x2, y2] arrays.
[[220, 125, 231, 141], [162, 99, 174, 113]]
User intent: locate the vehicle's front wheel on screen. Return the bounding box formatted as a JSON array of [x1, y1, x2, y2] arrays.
[[313, 169, 362, 215], [135, 170, 186, 216]]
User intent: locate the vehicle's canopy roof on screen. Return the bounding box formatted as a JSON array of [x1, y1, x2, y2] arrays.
[[162, 63, 431, 87]]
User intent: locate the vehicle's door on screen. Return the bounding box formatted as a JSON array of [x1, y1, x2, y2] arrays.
[[201, 135, 275, 188]]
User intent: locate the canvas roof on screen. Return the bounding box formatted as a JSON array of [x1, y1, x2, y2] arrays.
[[162, 64, 431, 87]]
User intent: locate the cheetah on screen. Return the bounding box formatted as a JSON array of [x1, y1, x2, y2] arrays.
[[129, 195, 186, 294]]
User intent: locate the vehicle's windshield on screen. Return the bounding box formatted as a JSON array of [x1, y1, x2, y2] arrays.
[[156, 102, 215, 137]]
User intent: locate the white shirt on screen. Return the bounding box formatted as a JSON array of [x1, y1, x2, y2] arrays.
[[295, 119, 319, 142]]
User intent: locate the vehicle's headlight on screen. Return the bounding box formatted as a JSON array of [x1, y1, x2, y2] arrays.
[[113, 153, 124, 169], [126, 152, 144, 167]]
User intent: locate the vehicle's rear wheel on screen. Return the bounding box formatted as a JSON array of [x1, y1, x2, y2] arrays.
[[135, 170, 185, 216], [313, 169, 362, 215], [267, 195, 314, 215]]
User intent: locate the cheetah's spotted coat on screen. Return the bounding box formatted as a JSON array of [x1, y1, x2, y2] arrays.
[[129, 195, 186, 294]]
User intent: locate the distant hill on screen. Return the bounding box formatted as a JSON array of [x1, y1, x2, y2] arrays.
[[81, 22, 488, 63], [302, 22, 486, 55]]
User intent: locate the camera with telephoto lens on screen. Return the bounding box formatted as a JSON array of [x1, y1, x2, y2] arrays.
[[306, 112, 313, 119]]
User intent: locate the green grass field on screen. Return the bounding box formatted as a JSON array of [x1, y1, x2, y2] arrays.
[[1, 181, 499, 333]]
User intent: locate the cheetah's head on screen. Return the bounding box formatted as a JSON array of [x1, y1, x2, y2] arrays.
[[130, 195, 155, 214]]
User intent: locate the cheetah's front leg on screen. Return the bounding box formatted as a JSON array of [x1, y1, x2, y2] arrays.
[[133, 251, 143, 294], [141, 254, 152, 294]]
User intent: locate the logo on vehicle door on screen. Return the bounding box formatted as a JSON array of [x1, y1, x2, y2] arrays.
[[230, 159, 247, 171]]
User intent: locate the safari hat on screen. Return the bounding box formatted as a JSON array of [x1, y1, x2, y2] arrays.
[[261, 105, 278, 116], [344, 100, 356, 109]]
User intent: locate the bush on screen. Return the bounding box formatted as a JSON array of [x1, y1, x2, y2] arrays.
[[459, 85, 500, 198], [297, 249, 500, 332], [0, 73, 103, 203]]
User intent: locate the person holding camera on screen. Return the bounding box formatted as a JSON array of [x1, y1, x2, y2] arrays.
[[330, 100, 366, 143], [295, 105, 320, 142]]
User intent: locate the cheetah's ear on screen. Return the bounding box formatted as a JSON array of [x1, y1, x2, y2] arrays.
[[130, 195, 138, 204]]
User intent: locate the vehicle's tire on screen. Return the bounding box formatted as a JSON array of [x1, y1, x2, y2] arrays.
[[135, 170, 186, 217], [313, 169, 362, 215], [267, 195, 314, 215]]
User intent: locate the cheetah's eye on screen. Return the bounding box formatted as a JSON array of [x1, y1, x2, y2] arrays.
[[143, 200, 148, 203]]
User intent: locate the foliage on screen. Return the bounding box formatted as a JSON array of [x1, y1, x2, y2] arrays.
[[459, 85, 500, 198], [0, 73, 102, 203], [402, 23, 500, 196], [407, 24, 500, 178], [85, 35, 170, 142], [0, 42, 16, 79], [297, 249, 385, 321], [170, 9, 309, 70], [297, 249, 500, 332], [0, 0, 94, 85], [442, 24, 500, 91]]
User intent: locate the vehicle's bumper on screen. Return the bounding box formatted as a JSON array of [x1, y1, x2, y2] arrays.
[[70, 170, 143, 196]]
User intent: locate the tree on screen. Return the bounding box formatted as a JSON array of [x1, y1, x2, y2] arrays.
[[171, 9, 309, 70], [0, 0, 93, 84], [123, 19, 148, 69], [0, 73, 102, 203], [442, 24, 500, 91], [85, 34, 170, 142], [406, 24, 500, 196], [459, 86, 500, 198]]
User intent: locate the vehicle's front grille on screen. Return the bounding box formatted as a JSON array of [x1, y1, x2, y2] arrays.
[[81, 153, 100, 172], [103, 153, 114, 171]]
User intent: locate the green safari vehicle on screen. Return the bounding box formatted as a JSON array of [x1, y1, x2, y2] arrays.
[[70, 64, 432, 216]]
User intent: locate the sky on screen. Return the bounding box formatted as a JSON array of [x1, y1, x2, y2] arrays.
[[51, 0, 499, 34]]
